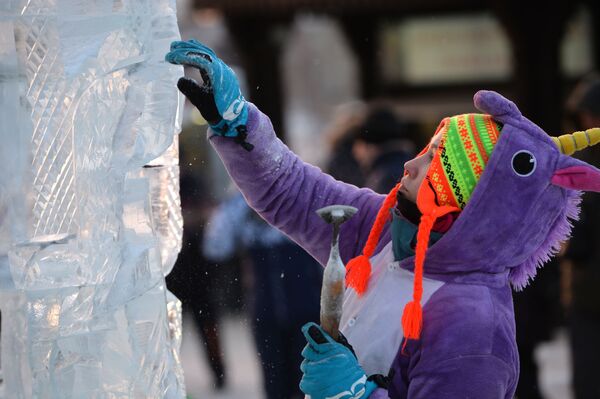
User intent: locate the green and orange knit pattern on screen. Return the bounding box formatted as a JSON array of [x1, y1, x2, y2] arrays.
[[429, 114, 500, 209], [430, 114, 501, 209], [346, 112, 503, 342]]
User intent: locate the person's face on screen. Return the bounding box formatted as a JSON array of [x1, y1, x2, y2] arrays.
[[352, 140, 379, 170], [399, 131, 443, 203]]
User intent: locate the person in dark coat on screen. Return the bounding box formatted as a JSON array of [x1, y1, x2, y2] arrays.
[[166, 169, 227, 390], [203, 193, 322, 399], [352, 107, 416, 193]]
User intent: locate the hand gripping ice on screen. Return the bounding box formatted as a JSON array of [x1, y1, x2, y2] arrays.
[[316, 205, 358, 340], [165, 39, 253, 150]]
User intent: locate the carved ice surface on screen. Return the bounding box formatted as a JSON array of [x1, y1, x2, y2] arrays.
[[0, 1, 185, 398]]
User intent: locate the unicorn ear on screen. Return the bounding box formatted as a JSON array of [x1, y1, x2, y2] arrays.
[[473, 90, 522, 124], [552, 155, 600, 192]]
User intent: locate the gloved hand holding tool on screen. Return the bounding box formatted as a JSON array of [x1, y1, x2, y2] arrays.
[[299, 206, 379, 399]]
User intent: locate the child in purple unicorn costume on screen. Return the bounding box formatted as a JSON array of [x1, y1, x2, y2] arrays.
[[166, 40, 600, 399]]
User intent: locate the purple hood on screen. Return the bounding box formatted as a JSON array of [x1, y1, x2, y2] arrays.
[[405, 90, 600, 290]]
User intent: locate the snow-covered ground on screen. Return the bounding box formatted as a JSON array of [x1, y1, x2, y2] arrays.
[[180, 315, 263, 399], [180, 316, 574, 399]]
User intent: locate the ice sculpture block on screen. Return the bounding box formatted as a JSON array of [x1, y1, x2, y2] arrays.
[[0, 1, 185, 397]]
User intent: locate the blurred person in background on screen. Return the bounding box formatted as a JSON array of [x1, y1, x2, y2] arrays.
[[562, 75, 600, 399], [322, 101, 367, 187], [352, 106, 417, 194], [203, 192, 322, 399], [166, 133, 227, 390]]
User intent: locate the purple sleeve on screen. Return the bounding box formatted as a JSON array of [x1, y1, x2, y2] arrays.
[[401, 355, 514, 399], [208, 103, 386, 266]]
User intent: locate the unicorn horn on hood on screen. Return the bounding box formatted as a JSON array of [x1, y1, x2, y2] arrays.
[[552, 128, 600, 155], [551, 126, 600, 193]]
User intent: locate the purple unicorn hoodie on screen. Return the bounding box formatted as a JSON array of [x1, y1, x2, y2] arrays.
[[207, 90, 600, 398]]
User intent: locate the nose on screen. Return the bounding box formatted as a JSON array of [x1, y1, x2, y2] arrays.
[[404, 158, 417, 177]]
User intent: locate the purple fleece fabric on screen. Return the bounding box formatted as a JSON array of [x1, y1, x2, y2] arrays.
[[208, 91, 599, 399], [207, 103, 390, 267]]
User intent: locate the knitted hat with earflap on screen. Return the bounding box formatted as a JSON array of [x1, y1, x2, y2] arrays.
[[345, 113, 503, 341]]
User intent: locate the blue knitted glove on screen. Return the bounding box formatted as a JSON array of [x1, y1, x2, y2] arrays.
[[165, 39, 252, 150], [300, 322, 378, 399]]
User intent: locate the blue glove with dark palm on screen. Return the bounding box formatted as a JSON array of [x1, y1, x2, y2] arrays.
[[165, 39, 253, 151], [300, 322, 379, 399]]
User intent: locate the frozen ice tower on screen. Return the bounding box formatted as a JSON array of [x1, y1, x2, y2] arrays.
[[0, 0, 185, 397]]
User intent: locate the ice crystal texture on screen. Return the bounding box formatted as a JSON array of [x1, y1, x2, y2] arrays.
[[0, 0, 185, 397]]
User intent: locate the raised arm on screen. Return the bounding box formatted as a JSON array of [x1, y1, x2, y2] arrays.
[[166, 40, 388, 265], [209, 103, 385, 265]]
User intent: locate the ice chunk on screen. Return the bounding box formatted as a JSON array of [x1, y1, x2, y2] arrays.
[[0, 0, 185, 397]]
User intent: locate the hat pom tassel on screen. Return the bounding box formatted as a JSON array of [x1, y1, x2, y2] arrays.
[[402, 300, 423, 340], [346, 255, 371, 295]]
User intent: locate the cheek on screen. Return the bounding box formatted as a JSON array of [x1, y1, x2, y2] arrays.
[[414, 171, 427, 188]]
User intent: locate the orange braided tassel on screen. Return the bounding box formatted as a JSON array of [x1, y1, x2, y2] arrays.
[[345, 255, 371, 295], [345, 183, 401, 296], [403, 179, 460, 341], [401, 213, 435, 340], [401, 300, 423, 339]]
